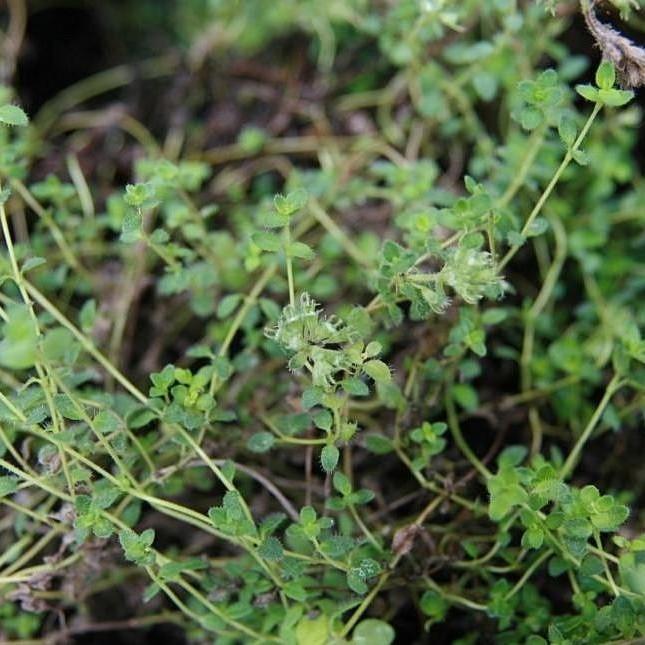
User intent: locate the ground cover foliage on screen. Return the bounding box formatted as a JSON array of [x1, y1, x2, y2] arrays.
[[0, 0, 645, 643]]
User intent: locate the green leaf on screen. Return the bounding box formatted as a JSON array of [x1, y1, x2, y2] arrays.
[[558, 115, 577, 147], [507, 230, 526, 247], [576, 84, 599, 103], [200, 614, 226, 632], [247, 432, 275, 453], [341, 377, 370, 396], [159, 558, 208, 581], [284, 581, 308, 603], [149, 228, 169, 244], [590, 502, 629, 532], [548, 555, 570, 577], [259, 210, 290, 228], [580, 554, 604, 576], [347, 568, 368, 594], [0, 104, 29, 127], [488, 470, 529, 521], [482, 308, 507, 326], [363, 360, 391, 383], [43, 327, 79, 364], [619, 550, 645, 595], [119, 528, 156, 566], [351, 489, 375, 505], [79, 299, 97, 332], [472, 72, 498, 101], [597, 88, 634, 107], [301, 387, 323, 410], [295, 613, 328, 644], [93, 410, 122, 434], [288, 241, 315, 260], [525, 216, 549, 238], [0, 305, 39, 370], [312, 409, 332, 431], [93, 484, 120, 510], [333, 471, 352, 496], [364, 433, 394, 455], [420, 590, 448, 619], [221, 460, 236, 483], [258, 536, 284, 560], [521, 526, 544, 550], [562, 517, 593, 539], [299, 505, 317, 525], [150, 364, 175, 393], [364, 341, 382, 357], [251, 231, 282, 252], [126, 407, 158, 429], [259, 297, 281, 321], [352, 619, 395, 645], [595, 61, 616, 90], [274, 189, 308, 217], [120, 211, 143, 242], [526, 637, 547, 645], [53, 394, 84, 420], [259, 512, 286, 537], [572, 148, 588, 166], [217, 293, 242, 319], [123, 183, 157, 208], [21, 257, 46, 273], [451, 383, 479, 411], [0, 476, 18, 497], [520, 106, 543, 130], [498, 445, 527, 468], [223, 490, 244, 520], [321, 445, 340, 473]]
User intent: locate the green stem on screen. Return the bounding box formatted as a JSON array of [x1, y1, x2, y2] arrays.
[[560, 373, 623, 479], [497, 125, 546, 208], [10, 178, 90, 280], [284, 223, 295, 307], [209, 264, 276, 395], [445, 385, 491, 479], [22, 281, 150, 406], [503, 549, 552, 601], [309, 199, 371, 267], [594, 530, 619, 597], [339, 569, 392, 638], [499, 102, 602, 270], [348, 503, 382, 552]]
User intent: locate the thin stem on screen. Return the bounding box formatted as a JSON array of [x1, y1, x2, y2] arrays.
[[10, 178, 90, 279], [209, 264, 276, 394], [497, 125, 546, 208], [560, 373, 623, 479], [348, 503, 382, 551], [520, 213, 567, 455], [22, 281, 150, 406], [445, 386, 491, 479], [284, 222, 295, 307], [499, 102, 602, 270], [49, 370, 145, 487], [503, 549, 553, 601], [339, 569, 392, 638], [0, 189, 76, 496], [65, 153, 95, 218], [594, 531, 619, 597], [309, 199, 371, 267]]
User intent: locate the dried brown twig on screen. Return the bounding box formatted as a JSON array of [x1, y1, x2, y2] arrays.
[[582, 0, 645, 88]]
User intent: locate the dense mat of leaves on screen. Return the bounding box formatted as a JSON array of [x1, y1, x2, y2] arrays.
[[0, 1, 644, 643]]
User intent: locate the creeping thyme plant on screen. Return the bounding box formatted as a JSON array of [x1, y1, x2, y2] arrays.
[[1, 0, 645, 642]]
